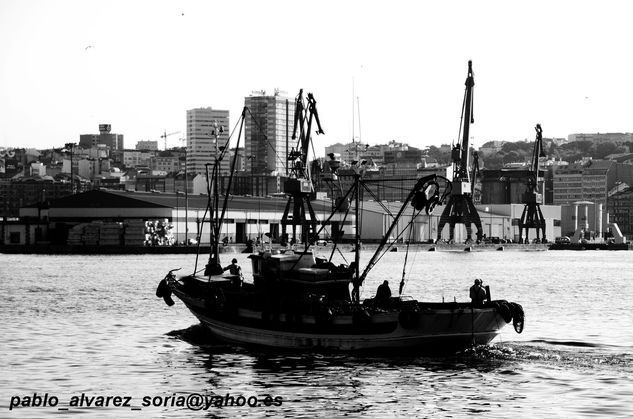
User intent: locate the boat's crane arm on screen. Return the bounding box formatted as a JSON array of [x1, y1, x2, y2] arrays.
[[353, 174, 452, 301]]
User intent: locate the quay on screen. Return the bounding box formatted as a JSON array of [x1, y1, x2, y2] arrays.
[[0, 242, 557, 255], [0, 244, 246, 255]]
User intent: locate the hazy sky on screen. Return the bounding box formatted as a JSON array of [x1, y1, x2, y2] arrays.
[[1, 0, 632, 155]]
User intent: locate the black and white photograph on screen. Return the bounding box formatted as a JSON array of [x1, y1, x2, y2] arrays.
[[1, 1, 633, 417]]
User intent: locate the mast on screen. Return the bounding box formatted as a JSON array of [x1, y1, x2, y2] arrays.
[[201, 111, 245, 276], [436, 60, 483, 243], [354, 169, 361, 300], [210, 121, 224, 273], [182, 137, 189, 245]]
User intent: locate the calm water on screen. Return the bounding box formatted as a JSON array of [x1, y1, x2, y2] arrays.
[[1, 249, 632, 418]]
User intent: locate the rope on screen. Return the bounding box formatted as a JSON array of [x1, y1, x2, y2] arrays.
[[366, 206, 421, 278], [399, 210, 417, 295], [244, 107, 288, 174], [193, 191, 211, 274]]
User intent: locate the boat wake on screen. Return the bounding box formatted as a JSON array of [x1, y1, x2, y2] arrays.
[[528, 338, 602, 348], [460, 341, 633, 372], [163, 330, 633, 376]]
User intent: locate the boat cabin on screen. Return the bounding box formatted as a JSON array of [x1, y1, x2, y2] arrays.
[[248, 250, 353, 301]]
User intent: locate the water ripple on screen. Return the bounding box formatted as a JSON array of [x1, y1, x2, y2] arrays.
[[2, 252, 633, 418]]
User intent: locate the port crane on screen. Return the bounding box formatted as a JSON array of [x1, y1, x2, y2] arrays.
[[281, 89, 324, 245], [436, 60, 483, 243], [518, 124, 547, 243], [160, 130, 181, 150], [471, 151, 480, 196]]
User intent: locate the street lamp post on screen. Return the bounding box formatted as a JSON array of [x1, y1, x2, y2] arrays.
[[180, 137, 189, 245], [485, 207, 492, 239], [175, 190, 179, 242], [247, 155, 256, 196]]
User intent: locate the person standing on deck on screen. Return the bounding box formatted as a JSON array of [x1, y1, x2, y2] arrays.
[[470, 278, 487, 307]]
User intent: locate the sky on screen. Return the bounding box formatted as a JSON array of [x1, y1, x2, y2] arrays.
[[1, 0, 633, 156]]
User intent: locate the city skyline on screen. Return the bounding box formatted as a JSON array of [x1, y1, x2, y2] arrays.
[[2, 1, 633, 155]]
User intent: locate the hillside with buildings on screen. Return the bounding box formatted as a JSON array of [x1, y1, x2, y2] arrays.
[[2, 95, 633, 246], [476, 136, 633, 170]]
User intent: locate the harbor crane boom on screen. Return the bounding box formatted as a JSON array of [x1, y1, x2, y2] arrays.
[[436, 60, 483, 243], [471, 151, 480, 196], [290, 89, 324, 182], [518, 124, 547, 243]]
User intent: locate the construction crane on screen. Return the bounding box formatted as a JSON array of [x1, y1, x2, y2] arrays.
[[518, 124, 547, 243], [160, 130, 181, 150], [436, 60, 483, 243], [281, 89, 324, 246]]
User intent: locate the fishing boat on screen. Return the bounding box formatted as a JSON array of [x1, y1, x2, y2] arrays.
[[157, 176, 524, 352], [156, 72, 525, 354]]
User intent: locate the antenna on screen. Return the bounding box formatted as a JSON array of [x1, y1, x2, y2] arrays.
[[357, 95, 361, 158]]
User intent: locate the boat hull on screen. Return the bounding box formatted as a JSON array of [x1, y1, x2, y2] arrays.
[[172, 287, 508, 352]]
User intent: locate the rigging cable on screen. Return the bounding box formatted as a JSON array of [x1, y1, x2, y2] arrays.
[[329, 195, 351, 265], [399, 209, 418, 295], [193, 164, 213, 274], [193, 109, 247, 275], [244, 107, 288, 175], [363, 196, 428, 283]]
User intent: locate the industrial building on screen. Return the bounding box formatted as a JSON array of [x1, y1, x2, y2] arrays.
[[6, 190, 352, 247], [4, 188, 565, 247]]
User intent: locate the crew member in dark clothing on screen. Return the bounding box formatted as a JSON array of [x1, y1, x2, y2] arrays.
[[223, 258, 242, 287], [375, 280, 392, 308], [469, 278, 487, 307], [224, 258, 242, 276]]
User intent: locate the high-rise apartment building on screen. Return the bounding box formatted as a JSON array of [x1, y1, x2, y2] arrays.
[[186, 107, 230, 175], [244, 91, 294, 176]]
